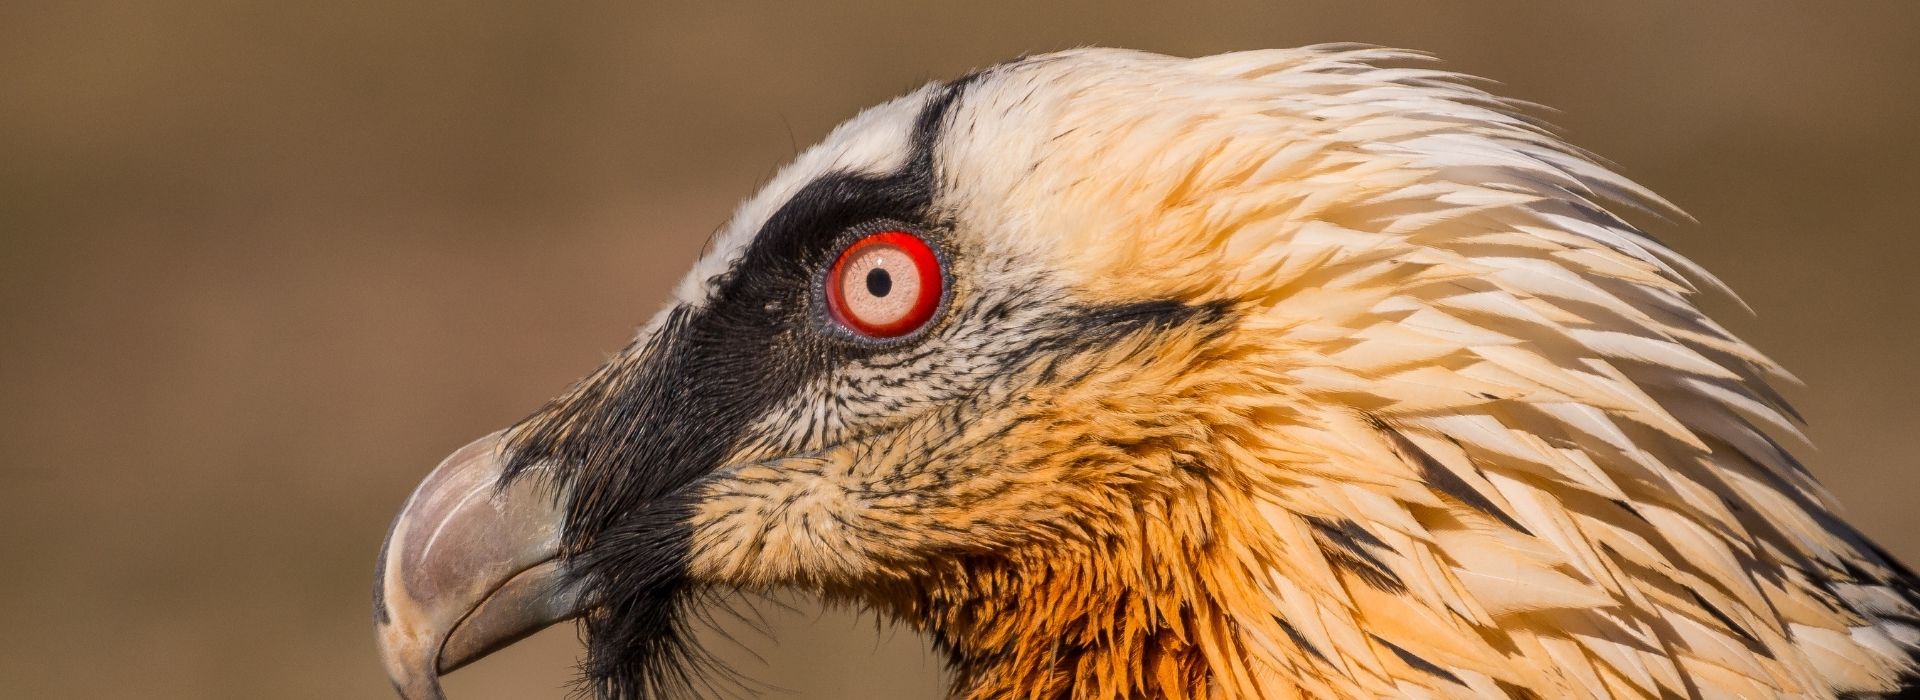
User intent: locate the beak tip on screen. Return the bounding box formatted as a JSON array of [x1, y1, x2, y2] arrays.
[[377, 634, 447, 700], [376, 554, 451, 700], [391, 680, 445, 700]]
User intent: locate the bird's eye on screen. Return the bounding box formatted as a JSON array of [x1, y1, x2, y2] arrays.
[[825, 230, 943, 338]]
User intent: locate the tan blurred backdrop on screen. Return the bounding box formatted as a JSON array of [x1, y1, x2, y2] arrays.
[[3, 2, 1917, 698]]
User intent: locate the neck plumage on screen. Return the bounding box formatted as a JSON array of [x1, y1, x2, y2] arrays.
[[880, 482, 1318, 700], [850, 330, 1407, 698], [857, 397, 1528, 699], [906, 538, 1223, 698]]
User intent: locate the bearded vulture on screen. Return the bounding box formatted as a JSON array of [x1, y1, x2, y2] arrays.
[[374, 46, 1920, 699]]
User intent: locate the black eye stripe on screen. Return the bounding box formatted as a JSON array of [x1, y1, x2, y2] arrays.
[[727, 70, 987, 282]]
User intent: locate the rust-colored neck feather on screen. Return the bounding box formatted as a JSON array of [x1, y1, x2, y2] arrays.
[[875, 484, 1274, 700]]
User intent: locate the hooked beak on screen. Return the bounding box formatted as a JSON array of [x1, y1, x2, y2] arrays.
[[374, 432, 588, 699]]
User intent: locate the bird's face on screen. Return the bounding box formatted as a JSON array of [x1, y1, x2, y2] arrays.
[[375, 53, 1286, 698], [377, 48, 1854, 700]]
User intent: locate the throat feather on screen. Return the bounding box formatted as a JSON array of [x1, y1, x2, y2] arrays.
[[877, 484, 1423, 699]]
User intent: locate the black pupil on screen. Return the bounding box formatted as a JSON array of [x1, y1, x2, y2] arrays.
[[865, 268, 893, 297]]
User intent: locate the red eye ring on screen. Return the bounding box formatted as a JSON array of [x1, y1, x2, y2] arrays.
[[825, 230, 944, 338]]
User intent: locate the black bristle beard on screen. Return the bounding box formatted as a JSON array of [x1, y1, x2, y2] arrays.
[[567, 497, 714, 700], [572, 526, 786, 700]]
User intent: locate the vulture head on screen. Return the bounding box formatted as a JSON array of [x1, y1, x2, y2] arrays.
[[375, 47, 1920, 699]]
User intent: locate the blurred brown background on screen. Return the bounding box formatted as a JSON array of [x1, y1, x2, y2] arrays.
[[3, 2, 1916, 698]]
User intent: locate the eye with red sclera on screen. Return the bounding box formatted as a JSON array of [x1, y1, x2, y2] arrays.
[[825, 230, 944, 338]]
